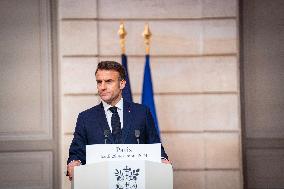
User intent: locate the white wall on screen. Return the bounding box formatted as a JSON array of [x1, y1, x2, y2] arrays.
[[0, 0, 54, 188]]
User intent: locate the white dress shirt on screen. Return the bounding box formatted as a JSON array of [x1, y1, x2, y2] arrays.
[[102, 98, 124, 132]]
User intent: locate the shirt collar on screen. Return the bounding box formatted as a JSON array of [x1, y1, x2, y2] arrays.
[[102, 98, 123, 112]]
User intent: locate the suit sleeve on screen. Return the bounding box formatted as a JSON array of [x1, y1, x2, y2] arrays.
[[145, 107, 169, 159], [67, 113, 87, 165]]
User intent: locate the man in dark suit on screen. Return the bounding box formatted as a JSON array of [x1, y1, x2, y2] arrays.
[[67, 61, 169, 180]]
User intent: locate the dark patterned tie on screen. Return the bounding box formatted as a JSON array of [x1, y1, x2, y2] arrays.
[[109, 107, 122, 144]]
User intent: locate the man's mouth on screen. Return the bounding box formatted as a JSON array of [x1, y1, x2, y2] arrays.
[[100, 92, 108, 96]]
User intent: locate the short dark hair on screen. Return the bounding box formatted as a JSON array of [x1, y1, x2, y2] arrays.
[[95, 61, 126, 80]]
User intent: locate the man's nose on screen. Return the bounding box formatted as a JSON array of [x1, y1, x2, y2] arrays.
[[100, 82, 106, 89]]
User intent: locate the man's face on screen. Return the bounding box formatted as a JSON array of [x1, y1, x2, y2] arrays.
[[96, 69, 126, 106]]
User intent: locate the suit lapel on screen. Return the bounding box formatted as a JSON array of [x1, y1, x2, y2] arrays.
[[97, 103, 114, 143], [122, 100, 132, 143]]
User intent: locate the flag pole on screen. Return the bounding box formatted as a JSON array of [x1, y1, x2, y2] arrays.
[[118, 22, 133, 102], [118, 22, 127, 54], [142, 23, 152, 55], [141, 23, 160, 135]]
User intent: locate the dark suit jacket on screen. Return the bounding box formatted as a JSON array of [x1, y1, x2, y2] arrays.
[[67, 100, 168, 165]]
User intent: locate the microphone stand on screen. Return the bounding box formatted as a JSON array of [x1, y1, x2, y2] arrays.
[[104, 130, 110, 144], [135, 130, 140, 144]]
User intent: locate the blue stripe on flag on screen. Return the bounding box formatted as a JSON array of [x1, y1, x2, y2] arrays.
[[142, 54, 160, 135], [121, 54, 133, 102]]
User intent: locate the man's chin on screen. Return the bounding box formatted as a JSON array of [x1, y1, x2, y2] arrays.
[[101, 97, 111, 104]]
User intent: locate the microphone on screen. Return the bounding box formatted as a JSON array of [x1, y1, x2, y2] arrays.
[[135, 130, 140, 144], [104, 129, 110, 144]]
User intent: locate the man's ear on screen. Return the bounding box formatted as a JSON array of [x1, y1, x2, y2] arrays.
[[120, 80, 126, 90]]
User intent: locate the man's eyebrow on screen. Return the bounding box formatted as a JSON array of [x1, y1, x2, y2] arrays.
[[96, 79, 114, 82]]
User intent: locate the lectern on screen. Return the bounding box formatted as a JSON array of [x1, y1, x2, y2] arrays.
[[72, 160, 173, 189]]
